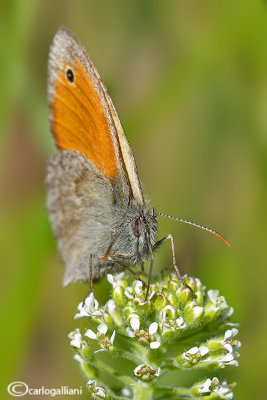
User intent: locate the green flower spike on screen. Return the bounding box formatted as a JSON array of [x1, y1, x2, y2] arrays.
[[69, 272, 240, 399]]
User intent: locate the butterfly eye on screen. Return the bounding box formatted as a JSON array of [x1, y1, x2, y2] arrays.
[[66, 68, 74, 83], [131, 217, 143, 238]]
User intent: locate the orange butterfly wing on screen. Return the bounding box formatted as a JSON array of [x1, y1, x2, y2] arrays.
[[48, 27, 144, 203], [48, 30, 118, 181]]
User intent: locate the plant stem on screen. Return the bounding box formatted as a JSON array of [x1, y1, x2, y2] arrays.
[[133, 382, 153, 400]]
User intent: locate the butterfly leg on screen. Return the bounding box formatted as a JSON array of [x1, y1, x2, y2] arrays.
[[145, 243, 154, 300], [153, 234, 193, 292], [140, 262, 144, 273], [89, 254, 94, 292], [123, 265, 147, 288]]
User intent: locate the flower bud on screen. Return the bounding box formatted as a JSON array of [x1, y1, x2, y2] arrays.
[[177, 286, 193, 306], [185, 305, 204, 326], [152, 293, 167, 310], [113, 285, 126, 308]]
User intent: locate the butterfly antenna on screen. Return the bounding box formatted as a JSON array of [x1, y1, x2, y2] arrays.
[[156, 212, 231, 248]]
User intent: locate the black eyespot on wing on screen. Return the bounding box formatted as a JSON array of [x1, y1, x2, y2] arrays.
[[66, 68, 74, 82]]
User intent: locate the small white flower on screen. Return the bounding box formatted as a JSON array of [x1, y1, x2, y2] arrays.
[[195, 377, 233, 398], [207, 290, 228, 312], [74, 293, 102, 319], [68, 328, 78, 339], [217, 352, 239, 368], [134, 364, 160, 380], [210, 378, 234, 399], [215, 386, 234, 399], [85, 325, 116, 352], [68, 328, 82, 348], [87, 380, 107, 398], [85, 292, 99, 309], [184, 346, 209, 361], [96, 388, 106, 398], [221, 328, 239, 353]]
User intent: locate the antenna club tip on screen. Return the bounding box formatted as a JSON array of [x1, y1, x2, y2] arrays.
[[214, 232, 231, 248]]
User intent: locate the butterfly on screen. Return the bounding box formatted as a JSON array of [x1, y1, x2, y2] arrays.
[[46, 27, 230, 296]]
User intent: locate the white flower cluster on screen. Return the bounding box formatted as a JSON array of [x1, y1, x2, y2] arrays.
[[68, 272, 240, 399]]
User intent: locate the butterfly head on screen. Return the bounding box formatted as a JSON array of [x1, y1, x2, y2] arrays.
[[110, 203, 158, 266]]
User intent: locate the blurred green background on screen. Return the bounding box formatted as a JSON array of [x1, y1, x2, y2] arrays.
[[0, 1, 266, 399]]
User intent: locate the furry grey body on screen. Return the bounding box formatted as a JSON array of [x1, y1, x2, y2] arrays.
[[46, 150, 158, 286]]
